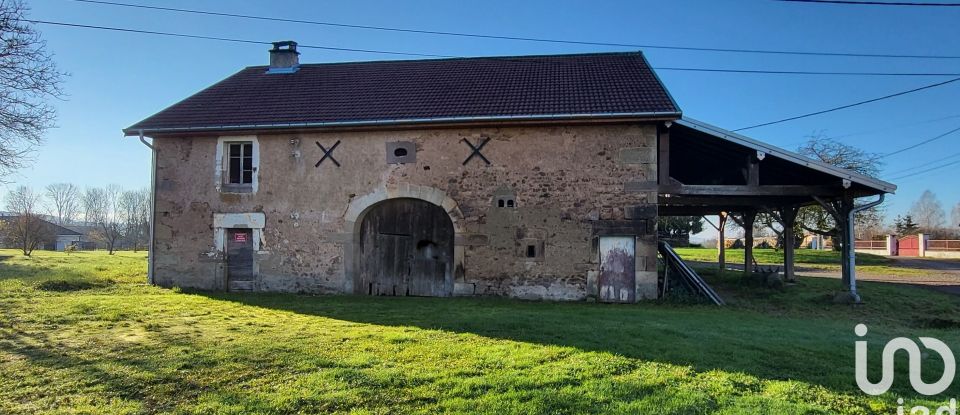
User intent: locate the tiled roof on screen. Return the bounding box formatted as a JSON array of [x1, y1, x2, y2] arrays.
[[124, 52, 680, 135]]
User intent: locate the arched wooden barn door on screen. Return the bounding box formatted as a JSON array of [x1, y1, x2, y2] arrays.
[[359, 198, 454, 296]]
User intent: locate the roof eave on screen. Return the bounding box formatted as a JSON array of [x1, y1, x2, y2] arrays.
[[676, 117, 897, 195], [123, 111, 683, 136]]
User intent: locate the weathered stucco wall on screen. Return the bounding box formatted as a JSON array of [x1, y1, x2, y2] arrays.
[[152, 123, 659, 301]]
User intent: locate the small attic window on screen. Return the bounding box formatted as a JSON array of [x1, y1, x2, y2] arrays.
[[496, 196, 516, 208], [386, 141, 416, 164]]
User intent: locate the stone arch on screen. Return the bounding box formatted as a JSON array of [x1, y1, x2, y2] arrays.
[[341, 185, 466, 295]]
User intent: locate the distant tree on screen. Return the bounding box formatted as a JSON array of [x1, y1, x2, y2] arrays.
[[0, 1, 64, 179], [657, 216, 703, 245], [894, 214, 920, 236], [795, 135, 883, 250], [854, 206, 886, 240], [81, 187, 100, 224], [756, 212, 804, 250], [3, 185, 53, 255], [45, 182, 79, 225], [948, 202, 960, 238], [908, 190, 945, 232], [952, 202, 960, 229], [88, 185, 123, 254], [118, 188, 149, 251]]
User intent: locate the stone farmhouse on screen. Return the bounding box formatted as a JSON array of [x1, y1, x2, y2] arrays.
[[124, 42, 894, 303]]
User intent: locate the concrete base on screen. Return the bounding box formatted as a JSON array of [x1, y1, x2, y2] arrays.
[[832, 291, 862, 305]]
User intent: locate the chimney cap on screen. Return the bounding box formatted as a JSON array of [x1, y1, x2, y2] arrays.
[[271, 41, 299, 54]]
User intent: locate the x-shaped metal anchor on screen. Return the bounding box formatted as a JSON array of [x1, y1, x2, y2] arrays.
[[462, 137, 491, 165], [315, 140, 341, 167]]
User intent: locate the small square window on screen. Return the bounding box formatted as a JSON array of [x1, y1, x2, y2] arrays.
[[518, 238, 544, 262]]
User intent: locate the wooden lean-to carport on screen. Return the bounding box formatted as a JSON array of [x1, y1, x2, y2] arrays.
[[645, 117, 896, 303]]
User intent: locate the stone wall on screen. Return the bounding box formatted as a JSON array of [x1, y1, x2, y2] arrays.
[[151, 123, 659, 301]]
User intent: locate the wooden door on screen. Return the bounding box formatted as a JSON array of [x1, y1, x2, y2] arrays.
[[899, 235, 919, 257], [226, 228, 255, 291], [599, 236, 637, 303], [599, 236, 636, 303], [359, 198, 454, 296]]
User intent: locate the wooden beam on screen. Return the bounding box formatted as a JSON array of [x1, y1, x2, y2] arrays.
[[659, 196, 814, 208], [747, 156, 760, 187], [662, 184, 844, 197], [658, 123, 671, 185]]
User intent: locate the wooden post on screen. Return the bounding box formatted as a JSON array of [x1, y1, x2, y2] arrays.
[[780, 207, 799, 283], [838, 195, 854, 290], [658, 123, 671, 185], [743, 210, 756, 276], [718, 212, 728, 274]]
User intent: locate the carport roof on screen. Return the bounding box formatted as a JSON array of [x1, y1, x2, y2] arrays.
[[654, 117, 895, 217], [676, 117, 896, 194]]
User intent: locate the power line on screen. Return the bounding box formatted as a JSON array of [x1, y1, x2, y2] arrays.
[[654, 67, 960, 77], [776, 0, 960, 6], [69, 0, 960, 60], [733, 77, 960, 131], [27, 20, 455, 58], [32, 19, 960, 78], [885, 150, 960, 175], [825, 113, 960, 140], [887, 160, 960, 181], [778, 113, 960, 149], [878, 125, 960, 158]]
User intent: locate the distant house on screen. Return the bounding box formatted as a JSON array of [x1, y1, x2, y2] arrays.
[[0, 216, 84, 251], [63, 224, 101, 250]]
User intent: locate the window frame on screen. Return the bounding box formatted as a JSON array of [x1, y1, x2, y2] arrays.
[[216, 136, 260, 194]]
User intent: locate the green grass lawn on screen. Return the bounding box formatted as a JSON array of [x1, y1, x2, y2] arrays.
[[673, 247, 936, 277], [1, 250, 958, 414], [673, 247, 891, 266]]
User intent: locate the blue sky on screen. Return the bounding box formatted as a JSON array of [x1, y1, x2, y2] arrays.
[[13, 0, 960, 224]]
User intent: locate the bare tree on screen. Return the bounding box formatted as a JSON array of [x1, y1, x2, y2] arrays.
[[118, 188, 149, 251], [0, 1, 64, 179], [795, 135, 883, 249], [952, 202, 960, 229], [909, 190, 946, 232], [88, 185, 123, 254], [45, 182, 78, 225], [2, 185, 52, 255], [81, 187, 100, 225]]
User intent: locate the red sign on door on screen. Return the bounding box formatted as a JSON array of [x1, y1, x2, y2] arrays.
[[234, 233, 248, 243]]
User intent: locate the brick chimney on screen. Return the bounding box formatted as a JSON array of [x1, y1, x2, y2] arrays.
[[268, 41, 300, 74]]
